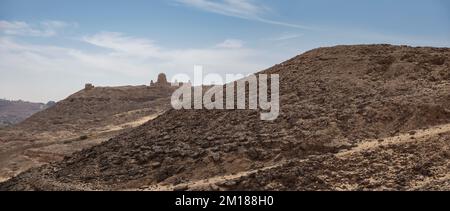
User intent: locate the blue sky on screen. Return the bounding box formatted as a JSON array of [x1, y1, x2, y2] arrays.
[[1, 0, 449, 102]]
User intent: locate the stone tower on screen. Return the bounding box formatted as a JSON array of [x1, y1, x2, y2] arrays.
[[85, 83, 94, 91], [157, 73, 168, 85], [152, 73, 170, 87]]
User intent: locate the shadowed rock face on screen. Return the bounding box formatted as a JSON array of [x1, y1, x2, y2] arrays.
[[1, 44, 449, 191]]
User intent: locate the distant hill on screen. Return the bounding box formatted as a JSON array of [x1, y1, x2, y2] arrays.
[[0, 99, 51, 128]]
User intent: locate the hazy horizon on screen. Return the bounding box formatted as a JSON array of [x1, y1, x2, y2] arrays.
[[1, 0, 449, 102]]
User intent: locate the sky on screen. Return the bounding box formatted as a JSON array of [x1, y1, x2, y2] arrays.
[[0, 0, 449, 102]]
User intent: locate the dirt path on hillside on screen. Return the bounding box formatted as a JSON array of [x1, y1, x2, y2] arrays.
[[337, 123, 450, 158], [141, 123, 450, 191], [0, 113, 163, 183], [141, 161, 288, 191], [100, 113, 162, 133]]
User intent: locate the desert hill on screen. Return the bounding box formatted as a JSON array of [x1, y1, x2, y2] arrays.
[[14, 85, 173, 137], [1, 44, 449, 190], [0, 83, 177, 182]]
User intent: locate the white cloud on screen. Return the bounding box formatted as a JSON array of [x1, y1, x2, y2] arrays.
[[267, 33, 303, 41], [0, 32, 279, 102], [0, 20, 75, 37], [83, 32, 163, 58], [81, 32, 267, 74], [216, 39, 244, 48], [176, 0, 267, 18], [175, 0, 312, 29]]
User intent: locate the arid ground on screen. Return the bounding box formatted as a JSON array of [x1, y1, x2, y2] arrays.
[[0, 44, 449, 191]]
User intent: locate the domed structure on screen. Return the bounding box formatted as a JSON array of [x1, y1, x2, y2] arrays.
[[157, 73, 168, 84], [150, 73, 171, 87]]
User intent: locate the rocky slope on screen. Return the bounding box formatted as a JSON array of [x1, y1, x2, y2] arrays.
[[0, 85, 176, 182], [219, 124, 450, 191], [1, 44, 449, 190], [13, 85, 174, 136]]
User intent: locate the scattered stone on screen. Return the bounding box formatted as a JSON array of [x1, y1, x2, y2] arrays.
[[173, 185, 189, 191], [150, 162, 161, 168], [211, 153, 221, 163]]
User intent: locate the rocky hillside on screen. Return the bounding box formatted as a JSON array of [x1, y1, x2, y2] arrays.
[[0, 85, 176, 182], [1, 44, 449, 191], [16, 86, 173, 135]]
